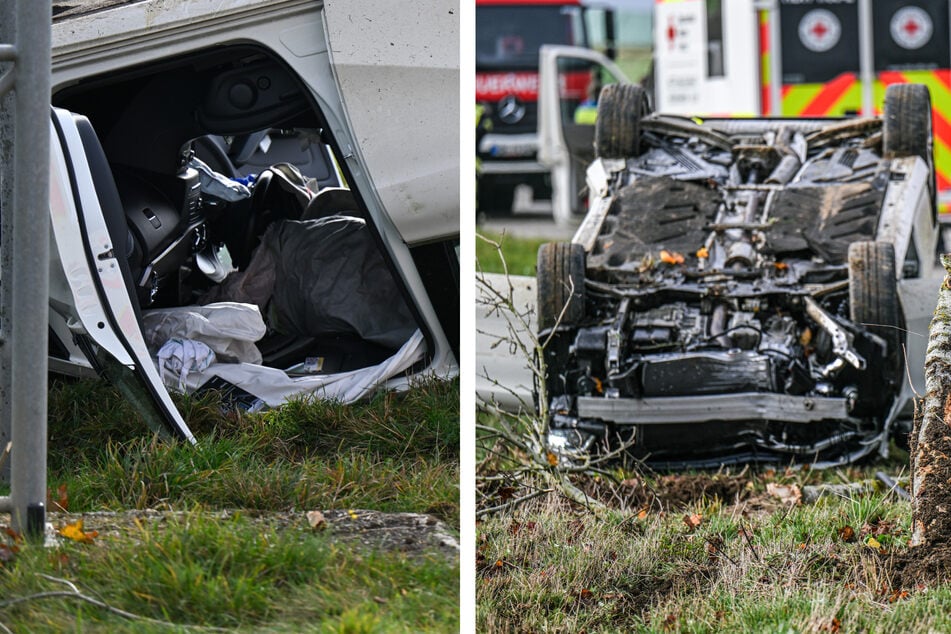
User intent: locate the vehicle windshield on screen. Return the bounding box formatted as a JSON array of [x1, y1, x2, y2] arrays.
[[476, 5, 585, 69]]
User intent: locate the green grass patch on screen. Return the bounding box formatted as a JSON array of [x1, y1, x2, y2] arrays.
[[476, 231, 547, 277], [45, 377, 459, 523], [1, 376, 459, 631], [1, 512, 456, 632]]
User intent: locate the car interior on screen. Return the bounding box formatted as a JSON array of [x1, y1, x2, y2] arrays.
[[50, 44, 424, 395]]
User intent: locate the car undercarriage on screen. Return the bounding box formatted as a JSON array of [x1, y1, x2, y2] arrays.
[[538, 84, 942, 468]]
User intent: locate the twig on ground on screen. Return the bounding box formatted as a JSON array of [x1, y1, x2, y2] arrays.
[[0, 574, 230, 632]]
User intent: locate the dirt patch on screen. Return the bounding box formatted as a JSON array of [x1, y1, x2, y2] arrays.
[[575, 473, 752, 512], [3, 509, 459, 561]]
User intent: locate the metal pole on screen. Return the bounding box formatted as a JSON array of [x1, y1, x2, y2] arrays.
[[8, 0, 51, 537], [753, 0, 783, 117], [858, 0, 874, 116], [765, 0, 782, 116], [0, 0, 14, 486]]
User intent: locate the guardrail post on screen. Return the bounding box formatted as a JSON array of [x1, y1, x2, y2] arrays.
[[0, 0, 52, 539]]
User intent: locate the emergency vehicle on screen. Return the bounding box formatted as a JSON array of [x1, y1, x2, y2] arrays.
[[476, 0, 614, 219], [654, 0, 951, 214]]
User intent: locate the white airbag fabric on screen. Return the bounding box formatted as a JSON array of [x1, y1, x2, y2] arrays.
[[172, 329, 426, 406], [142, 302, 266, 364], [156, 339, 216, 392]]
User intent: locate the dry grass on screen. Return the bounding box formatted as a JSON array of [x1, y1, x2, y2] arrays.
[[476, 460, 951, 633]]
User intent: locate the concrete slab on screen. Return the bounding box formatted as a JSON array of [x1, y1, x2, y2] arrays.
[[476, 273, 536, 413]]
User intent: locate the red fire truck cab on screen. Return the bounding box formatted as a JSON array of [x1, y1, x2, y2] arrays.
[[476, 0, 614, 218]]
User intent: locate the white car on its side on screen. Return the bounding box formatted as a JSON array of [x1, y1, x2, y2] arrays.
[[45, 0, 459, 440]]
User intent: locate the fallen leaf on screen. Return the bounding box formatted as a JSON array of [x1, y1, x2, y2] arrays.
[[347, 509, 359, 520], [683, 513, 703, 531], [662, 613, 678, 631], [838, 525, 856, 542], [58, 519, 98, 544], [637, 508, 649, 520], [888, 589, 910, 603], [660, 250, 685, 265], [509, 520, 537, 536], [865, 536, 882, 550], [696, 247, 709, 259], [766, 482, 802, 505], [546, 452, 559, 467], [306, 510, 327, 531], [0, 543, 17, 565], [498, 486, 517, 502], [47, 484, 68, 512]]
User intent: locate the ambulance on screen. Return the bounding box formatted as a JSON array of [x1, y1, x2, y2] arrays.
[[653, 0, 951, 214]]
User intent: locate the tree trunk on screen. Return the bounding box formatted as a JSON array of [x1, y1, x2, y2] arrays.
[[911, 254, 951, 546]]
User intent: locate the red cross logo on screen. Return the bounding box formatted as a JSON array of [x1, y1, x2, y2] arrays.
[[811, 20, 828, 41], [903, 19, 920, 36]]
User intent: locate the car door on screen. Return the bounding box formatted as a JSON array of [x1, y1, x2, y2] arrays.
[[48, 108, 195, 442], [537, 45, 629, 225]]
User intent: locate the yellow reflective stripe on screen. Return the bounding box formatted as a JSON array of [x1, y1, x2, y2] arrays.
[[781, 85, 821, 116]]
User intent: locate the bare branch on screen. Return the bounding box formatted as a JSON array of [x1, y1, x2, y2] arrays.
[[0, 576, 231, 632], [476, 236, 639, 518]]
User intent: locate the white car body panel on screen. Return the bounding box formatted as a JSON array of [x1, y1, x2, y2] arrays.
[[537, 45, 628, 225], [323, 0, 460, 244], [49, 118, 134, 368]]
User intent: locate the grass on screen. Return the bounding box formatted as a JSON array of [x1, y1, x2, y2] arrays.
[[476, 231, 548, 277], [1, 376, 459, 632], [476, 452, 946, 633], [1, 512, 457, 632]]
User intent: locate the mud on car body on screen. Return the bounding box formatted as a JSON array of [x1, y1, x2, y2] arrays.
[[537, 82, 943, 468]]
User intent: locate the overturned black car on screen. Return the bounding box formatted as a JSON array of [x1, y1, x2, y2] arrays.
[[538, 83, 943, 468]]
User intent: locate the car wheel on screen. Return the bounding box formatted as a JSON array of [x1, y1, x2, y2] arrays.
[[537, 242, 585, 330], [883, 83, 935, 218], [594, 83, 651, 159], [848, 241, 900, 364]]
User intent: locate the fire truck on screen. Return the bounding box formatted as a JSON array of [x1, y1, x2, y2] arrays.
[[654, 0, 951, 214], [476, 0, 614, 219]]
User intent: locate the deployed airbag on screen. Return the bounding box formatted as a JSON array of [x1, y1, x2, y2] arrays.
[[142, 302, 267, 364], [174, 329, 426, 406], [204, 216, 417, 348]]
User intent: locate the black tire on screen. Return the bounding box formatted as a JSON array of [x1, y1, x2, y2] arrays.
[[594, 83, 651, 159], [537, 242, 585, 330], [848, 241, 900, 361], [883, 83, 935, 216]]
